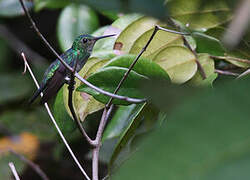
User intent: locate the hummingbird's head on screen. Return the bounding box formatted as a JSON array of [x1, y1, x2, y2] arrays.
[[72, 34, 116, 53]]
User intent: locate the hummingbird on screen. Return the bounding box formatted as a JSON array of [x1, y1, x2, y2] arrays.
[[29, 34, 115, 104]]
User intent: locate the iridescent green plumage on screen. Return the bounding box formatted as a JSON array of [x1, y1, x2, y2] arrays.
[[29, 34, 115, 104]]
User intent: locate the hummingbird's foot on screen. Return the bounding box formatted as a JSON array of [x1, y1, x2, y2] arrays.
[[65, 76, 71, 84]]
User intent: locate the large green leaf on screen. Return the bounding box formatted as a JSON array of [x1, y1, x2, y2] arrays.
[[167, 0, 232, 30], [113, 77, 250, 180], [0, 0, 33, 17], [115, 16, 158, 53], [102, 103, 145, 142], [153, 46, 197, 83], [104, 54, 170, 80], [0, 73, 32, 104], [108, 103, 159, 172], [53, 88, 76, 134], [78, 0, 166, 20], [192, 32, 226, 56], [130, 28, 184, 59], [93, 14, 142, 52], [57, 4, 99, 51], [77, 66, 148, 105]]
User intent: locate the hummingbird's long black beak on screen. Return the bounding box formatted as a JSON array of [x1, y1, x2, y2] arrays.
[[94, 34, 116, 41]]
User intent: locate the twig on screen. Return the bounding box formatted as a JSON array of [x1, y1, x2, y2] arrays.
[[215, 69, 239, 76], [8, 162, 20, 180], [21, 53, 91, 180], [211, 55, 250, 64], [18, 0, 145, 104], [237, 69, 250, 79], [9, 149, 49, 180]]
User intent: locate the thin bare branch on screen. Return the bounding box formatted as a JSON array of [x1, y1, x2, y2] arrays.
[[237, 69, 250, 79], [18, 0, 145, 104], [9, 149, 49, 180], [21, 53, 91, 180], [211, 55, 250, 64], [8, 162, 20, 180], [215, 69, 239, 76]]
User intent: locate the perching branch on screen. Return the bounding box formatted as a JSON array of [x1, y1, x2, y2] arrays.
[[18, 0, 145, 104], [67, 60, 95, 146], [21, 53, 91, 180], [9, 149, 49, 180]]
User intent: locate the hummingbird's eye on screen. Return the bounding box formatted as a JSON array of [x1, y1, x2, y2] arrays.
[[82, 38, 88, 43]]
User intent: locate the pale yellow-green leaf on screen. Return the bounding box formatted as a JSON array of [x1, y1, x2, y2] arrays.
[[188, 53, 217, 86], [130, 28, 184, 59], [115, 16, 158, 53], [167, 0, 232, 30], [63, 57, 109, 122], [153, 46, 197, 83]]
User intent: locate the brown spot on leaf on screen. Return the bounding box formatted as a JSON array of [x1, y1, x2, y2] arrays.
[[114, 42, 123, 50]]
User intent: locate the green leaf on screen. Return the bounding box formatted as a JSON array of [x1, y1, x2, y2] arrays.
[[53, 88, 76, 134], [77, 66, 148, 105], [113, 78, 250, 180], [0, 0, 33, 17], [100, 10, 119, 21], [102, 103, 145, 142], [153, 46, 197, 83], [104, 54, 170, 80], [109, 103, 158, 171], [57, 4, 99, 51], [0, 108, 56, 141], [167, 0, 232, 30], [115, 16, 158, 53], [34, 0, 70, 11], [0, 73, 32, 104], [130, 28, 184, 59], [188, 53, 217, 86], [78, 0, 166, 20], [192, 32, 226, 56], [93, 14, 142, 52]]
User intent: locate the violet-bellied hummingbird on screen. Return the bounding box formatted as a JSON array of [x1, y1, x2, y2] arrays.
[[29, 34, 115, 104]]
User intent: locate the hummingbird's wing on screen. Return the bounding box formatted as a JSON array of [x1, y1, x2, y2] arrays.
[[40, 63, 66, 104]]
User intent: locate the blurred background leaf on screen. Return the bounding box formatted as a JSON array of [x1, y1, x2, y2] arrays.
[[113, 77, 250, 180]]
